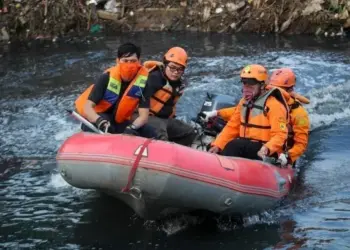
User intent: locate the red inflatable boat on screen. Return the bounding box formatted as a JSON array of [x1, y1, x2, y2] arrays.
[[56, 132, 296, 220]]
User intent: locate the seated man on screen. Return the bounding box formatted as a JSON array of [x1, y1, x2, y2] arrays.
[[208, 64, 289, 161], [74, 42, 156, 138], [267, 68, 310, 166], [142, 47, 197, 146]]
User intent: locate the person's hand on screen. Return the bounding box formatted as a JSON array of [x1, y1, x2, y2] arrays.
[[95, 116, 110, 133], [208, 146, 221, 154], [199, 111, 218, 122], [277, 153, 289, 167], [257, 145, 269, 159], [124, 125, 139, 136]]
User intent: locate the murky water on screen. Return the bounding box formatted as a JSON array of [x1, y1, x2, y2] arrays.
[[1, 33, 350, 249]]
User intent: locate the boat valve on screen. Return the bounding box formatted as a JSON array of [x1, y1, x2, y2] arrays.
[[224, 198, 233, 206], [129, 187, 142, 200]]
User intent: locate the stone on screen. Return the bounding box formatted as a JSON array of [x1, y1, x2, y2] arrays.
[[203, 6, 211, 21], [0, 27, 10, 41], [302, 0, 324, 16], [215, 7, 223, 14], [344, 18, 350, 28], [339, 9, 349, 20], [226, 2, 246, 12], [329, 0, 339, 9]]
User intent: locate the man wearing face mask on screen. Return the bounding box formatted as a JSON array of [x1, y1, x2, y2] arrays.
[[208, 64, 289, 160], [142, 47, 197, 146], [74, 42, 156, 138]]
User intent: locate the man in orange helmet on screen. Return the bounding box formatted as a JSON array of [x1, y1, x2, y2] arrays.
[[74, 42, 156, 137], [142, 47, 197, 146], [268, 68, 310, 166], [208, 64, 289, 160]]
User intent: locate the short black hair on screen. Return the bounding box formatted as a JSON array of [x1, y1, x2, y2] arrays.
[[117, 43, 141, 59]]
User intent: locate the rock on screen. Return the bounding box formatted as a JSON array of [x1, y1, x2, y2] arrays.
[[97, 10, 120, 21], [315, 27, 322, 35], [180, 1, 187, 7], [329, 0, 339, 9], [280, 10, 298, 33], [302, 0, 324, 16], [226, 2, 245, 12], [104, 0, 120, 13], [339, 9, 349, 20], [203, 6, 211, 21], [230, 22, 237, 30], [336, 27, 344, 36], [280, 17, 292, 33], [215, 7, 223, 14], [344, 18, 350, 28], [0, 27, 10, 41], [347, 1, 350, 11]]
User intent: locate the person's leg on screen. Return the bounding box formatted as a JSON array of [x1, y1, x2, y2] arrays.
[[221, 139, 246, 157], [136, 123, 158, 139], [221, 138, 263, 160], [141, 116, 169, 140], [167, 118, 198, 146]]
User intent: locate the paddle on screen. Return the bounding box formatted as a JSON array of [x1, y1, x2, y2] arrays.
[[65, 109, 104, 134]]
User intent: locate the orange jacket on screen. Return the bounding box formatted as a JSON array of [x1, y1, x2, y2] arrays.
[[212, 88, 289, 155], [287, 98, 310, 163], [75, 64, 148, 123], [144, 60, 183, 118], [217, 107, 236, 122]]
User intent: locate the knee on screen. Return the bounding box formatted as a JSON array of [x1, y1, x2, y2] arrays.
[[221, 139, 243, 156]]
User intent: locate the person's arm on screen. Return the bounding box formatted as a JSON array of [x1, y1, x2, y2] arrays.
[[211, 100, 242, 150], [218, 107, 236, 122], [288, 106, 310, 162], [84, 73, 109, 123], [264, 97, 289, 155], [130, 73, 162, 128]]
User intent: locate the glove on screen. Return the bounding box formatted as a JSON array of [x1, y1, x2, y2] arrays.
[[257, 145, 269, 160], [199, 110, 218, 122], [124, 125, 139, 136], [95, 116, 110, 133], [277, 153, 289, 167]]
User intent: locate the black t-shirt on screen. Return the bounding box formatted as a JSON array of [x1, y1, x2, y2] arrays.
[[88, 72, 150, 113], [144, 68, 184, 118]]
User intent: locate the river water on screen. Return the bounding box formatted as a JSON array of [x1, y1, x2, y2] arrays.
[[1, 33, 350, 249]]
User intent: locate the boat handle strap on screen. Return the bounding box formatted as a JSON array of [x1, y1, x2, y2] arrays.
[[121, 138, 153, 193]]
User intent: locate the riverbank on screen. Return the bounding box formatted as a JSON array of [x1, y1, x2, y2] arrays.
[[1, 0, 350, 44]]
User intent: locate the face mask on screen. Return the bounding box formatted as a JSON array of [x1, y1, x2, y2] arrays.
[[119, 62, 141, 82]]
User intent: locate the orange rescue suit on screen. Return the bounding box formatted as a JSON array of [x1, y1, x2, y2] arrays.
[[75, 64, 148, 123], [286, 97, 310, 163], [212, 88, 289, 155]]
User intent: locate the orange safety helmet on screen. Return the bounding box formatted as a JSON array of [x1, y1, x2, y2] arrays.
[[240, 64, 268, 83], [164, 47, 188, 67], [269, 68, 296, 88]]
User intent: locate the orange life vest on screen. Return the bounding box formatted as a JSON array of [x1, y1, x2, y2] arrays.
[[239, 87, 290, 143], [143, 60, 183, 118], [75, 64, 148, 123]]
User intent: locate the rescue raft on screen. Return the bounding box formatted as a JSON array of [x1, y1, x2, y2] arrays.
[[56, 132, 295, 220]]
